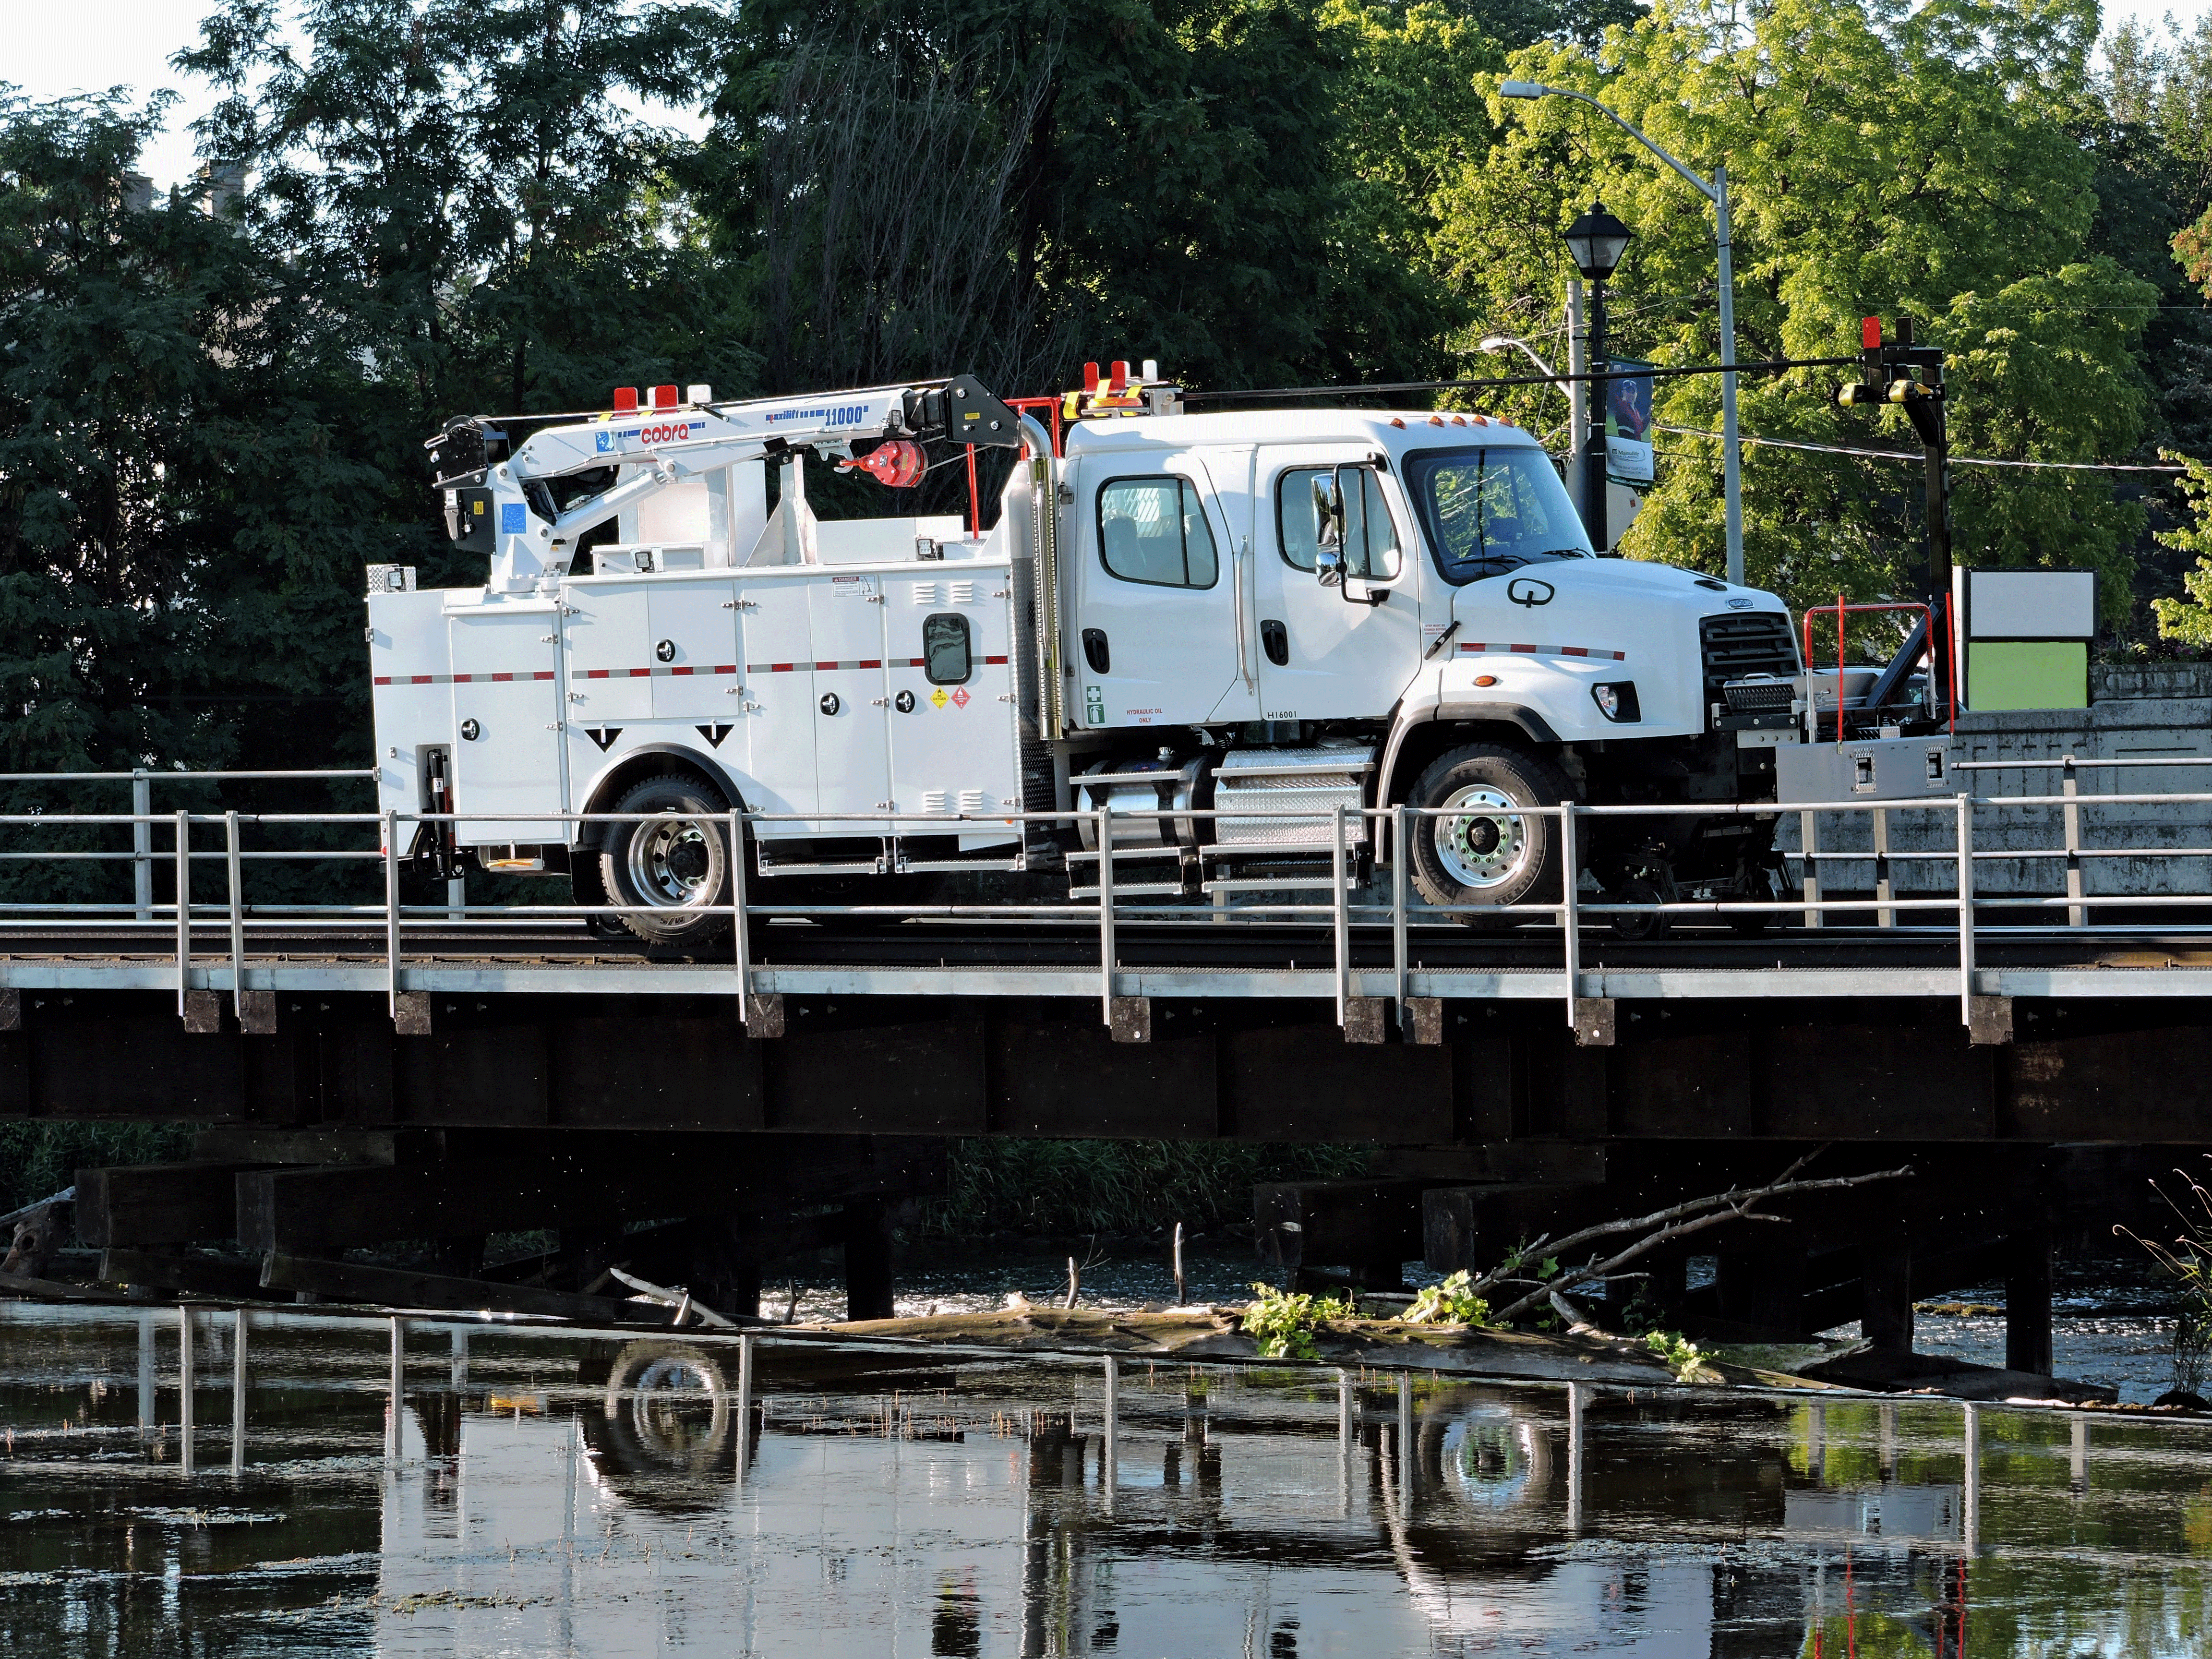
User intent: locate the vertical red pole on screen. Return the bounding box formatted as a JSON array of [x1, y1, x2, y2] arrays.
[[966, 443, 980, 541], [1836, 591, 1847, 744], [1050, 399, 1063, 458]]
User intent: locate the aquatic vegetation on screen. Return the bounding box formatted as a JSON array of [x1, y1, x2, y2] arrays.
[[1644, 1330, 1707, 1384], [2116, 1156, 2212, 1396], [1241, 1282, 1355, 1361], [1403, 1271, 1493, 1328]]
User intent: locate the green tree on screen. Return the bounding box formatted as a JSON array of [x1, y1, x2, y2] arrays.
[[1432, 0, 2156, 631]]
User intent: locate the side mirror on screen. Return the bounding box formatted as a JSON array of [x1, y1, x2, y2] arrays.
[[1312, 472, 1346, 586]]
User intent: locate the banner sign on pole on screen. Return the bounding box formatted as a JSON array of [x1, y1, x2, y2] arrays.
[[1605, 357, 1655, 488]]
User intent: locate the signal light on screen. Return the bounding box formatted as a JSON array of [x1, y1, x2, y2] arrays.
[[612, 387, 639, 413], [1083, 361, 1100, 393], [1862, 316, 1883, 350], [1110, 360, 1129, 392], [651, 384, 678, 410]]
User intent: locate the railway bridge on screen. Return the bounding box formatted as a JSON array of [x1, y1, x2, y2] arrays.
[[1, 750, 2209, 1378]]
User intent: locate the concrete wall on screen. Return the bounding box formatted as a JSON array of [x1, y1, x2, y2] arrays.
[[1776, 663, 2212, 901]]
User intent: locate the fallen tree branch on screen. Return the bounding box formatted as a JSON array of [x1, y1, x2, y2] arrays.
[[1486, 1154, 1914, 1325]]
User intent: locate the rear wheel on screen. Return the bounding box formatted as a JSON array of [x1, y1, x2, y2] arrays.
[[1407, 744, 1572, 924], [600, 773, 733, 948]]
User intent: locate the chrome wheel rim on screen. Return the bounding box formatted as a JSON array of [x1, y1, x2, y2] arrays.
[[626, 812, 716, 907], [1433, 785, 1534, 890]]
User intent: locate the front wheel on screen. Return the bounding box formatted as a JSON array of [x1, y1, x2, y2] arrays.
[[1406, 744, 1571, 925], [600, 773, 733, 948]]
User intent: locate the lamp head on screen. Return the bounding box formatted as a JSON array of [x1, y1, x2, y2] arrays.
[[1500, 80, 1546, 99], [1562, 201, 1633, 281]]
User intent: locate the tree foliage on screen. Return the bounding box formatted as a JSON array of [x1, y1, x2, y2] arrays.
[[1439, 0, 2155, 628], [1, 0, 2209, 797]]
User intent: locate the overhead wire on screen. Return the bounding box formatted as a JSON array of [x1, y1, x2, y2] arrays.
[[1650, 422, 2185, 474]]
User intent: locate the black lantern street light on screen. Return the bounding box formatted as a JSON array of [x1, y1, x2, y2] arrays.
[[1562, 202, 1632, 553]]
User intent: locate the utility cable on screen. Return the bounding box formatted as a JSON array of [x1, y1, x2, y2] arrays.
[[1651, 422, 2185, 474]]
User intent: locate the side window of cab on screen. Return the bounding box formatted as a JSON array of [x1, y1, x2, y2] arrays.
[[1276, 466, 1402, 580], [1097, 477, 1220, 589]]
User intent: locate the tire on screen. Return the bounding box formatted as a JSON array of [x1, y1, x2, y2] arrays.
[[1609, 876, 1669, 942], [1407, 744, 1572, 923], [599, 773, 733, 948]]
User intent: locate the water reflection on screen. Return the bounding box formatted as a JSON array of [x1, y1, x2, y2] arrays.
[[3, 1305, 2212, 1655]]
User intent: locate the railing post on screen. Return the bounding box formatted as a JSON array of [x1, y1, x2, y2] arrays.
[[132, 771, 152, 923], [224, 810, 245, 1019], [2062, 754, 2084, 928], [1331, 804, 1349, 1028], [729, 808, 749, 1024], [1097, 807, 1115, 1026], [1391, 804, 1409, 1032], [1800, 808, 1822, 928], [384, 808, 402, 1019], [174, 810, 191, 1017], [1957, 792, 1976, 1027], [1560, 803, 1581, 1027], [1873, 805, 1893, 929]]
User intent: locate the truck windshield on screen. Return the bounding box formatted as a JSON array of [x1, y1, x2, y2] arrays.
[[1402, 446, 1593, 584]]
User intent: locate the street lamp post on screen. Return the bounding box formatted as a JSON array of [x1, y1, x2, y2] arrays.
[[1502, 81, 1746, 588], [1561, 203, 1632, 553]]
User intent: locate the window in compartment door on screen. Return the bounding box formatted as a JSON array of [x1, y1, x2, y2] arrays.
[[923, 613, 972, 684]]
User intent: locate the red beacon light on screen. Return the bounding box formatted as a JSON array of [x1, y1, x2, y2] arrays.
[[1082, 361, 1101, 393], [1109, 360, 1130, 392], [1863, 316, 1883, 349], [612, 387, 639, 414], [651, 384, 679, 410]]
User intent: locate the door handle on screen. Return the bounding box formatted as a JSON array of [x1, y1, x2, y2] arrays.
[[1082, 628, 1110, 674], [1260, 619, 1289, 667]]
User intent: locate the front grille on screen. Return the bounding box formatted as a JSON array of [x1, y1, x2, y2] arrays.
[[1722, 678, 1794, 712], [1701, 612, 1799, 683]]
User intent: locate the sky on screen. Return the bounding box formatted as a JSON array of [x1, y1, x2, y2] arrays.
[[8, 0, 2212, 195]]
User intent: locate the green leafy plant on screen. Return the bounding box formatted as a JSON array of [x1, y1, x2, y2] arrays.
[[1404, 1270, 1493, 1327], [1645, 1329, 1706, 1383], [1241, 1282, 1354, 1361]]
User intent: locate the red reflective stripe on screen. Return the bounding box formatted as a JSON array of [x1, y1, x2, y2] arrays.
[[586, 669, 610, 679], [412, 674, 436, 685], [535, 670, 556, 679], [491, 672, 514, 682], [815, 661, 838, 670], [1510, 643, 1538, 653], [672, 665, 694, 675], [628, 667, 650, 677], [773, 663, 795, 673], [714, 664, 737, 674], [1561, 647, 1588, 657], [983, 654, 1009, 664], [857, 659, 881, 669], [373, 676, 392, 685]]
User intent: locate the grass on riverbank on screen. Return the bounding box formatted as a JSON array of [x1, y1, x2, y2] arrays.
[[0, 1121, 197, 1212], [920, 1138, 1371, 1239]]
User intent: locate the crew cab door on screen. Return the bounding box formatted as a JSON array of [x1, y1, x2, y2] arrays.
[[446, 601, 565, 845], [1252, 449, 1422, 721], [1068, 453, 1240, 730]]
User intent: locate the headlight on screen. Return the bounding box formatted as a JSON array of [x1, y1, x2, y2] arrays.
[[1591, 682, 1640, 722]]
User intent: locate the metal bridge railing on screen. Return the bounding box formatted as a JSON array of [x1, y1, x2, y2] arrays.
[[0, 767, 2209, 1032]]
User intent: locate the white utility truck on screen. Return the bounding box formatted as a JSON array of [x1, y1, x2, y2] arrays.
[[369, 367, 1812, 945]]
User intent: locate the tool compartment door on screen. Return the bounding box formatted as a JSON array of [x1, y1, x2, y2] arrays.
[[887, 569, 1020, 839], [807, 573, 891, 832], [446, 604, 565, 845], [735, 575, 817, 826], [1252, 446, 1422, 720], [562, 580, 654, 726], [1070, 452, 1240, 730], [647, 577, 742, 724]]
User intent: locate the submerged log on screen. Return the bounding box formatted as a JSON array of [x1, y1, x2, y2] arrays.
[[818, 1306, 1833, 1390]]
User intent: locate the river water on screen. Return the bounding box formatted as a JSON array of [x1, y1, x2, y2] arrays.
[[3, 1301, 2210, 1657]]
